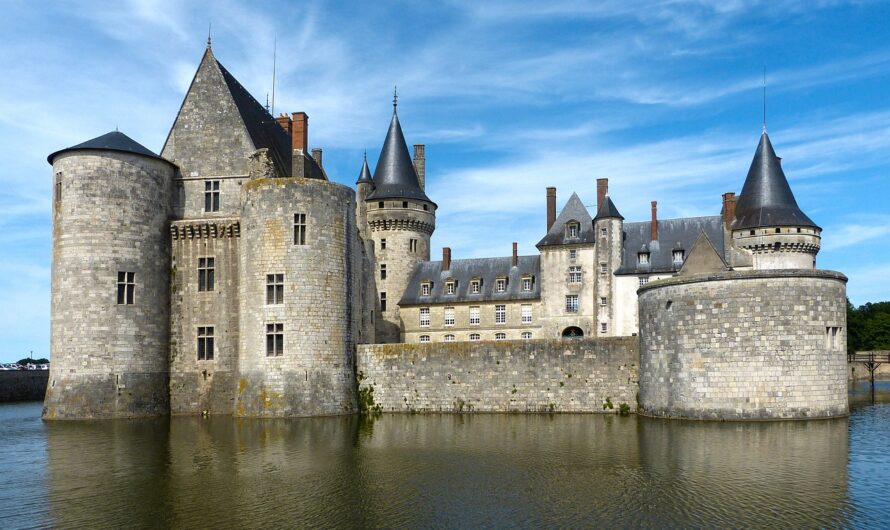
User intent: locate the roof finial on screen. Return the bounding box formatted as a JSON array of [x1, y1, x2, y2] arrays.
[[393, 85, 398, 112], [207, 22, 212, 49], [363, 149, 367, 162], [762, 66, 767, 134]]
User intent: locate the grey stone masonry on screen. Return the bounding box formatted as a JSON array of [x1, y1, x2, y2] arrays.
[[45, 151, 173, 419], [356, 337, 639, 413], [235, 177, 360, 417], [638, 269, 848, 420]]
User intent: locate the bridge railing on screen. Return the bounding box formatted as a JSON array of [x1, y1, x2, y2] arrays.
[[848, 351, 890, 364]]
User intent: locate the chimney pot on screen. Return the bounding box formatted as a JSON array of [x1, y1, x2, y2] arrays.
[[722, 192, 737, 229], [651, 201, 658, 241], [311, 148, 323, 167], [597, 178, 609, 210], [443, 247, 451, 271], [413, 144, 426, 191], [275, 115, 292, 136], [546, 187, 557, 231], [512, 242, 518, 267], [291, 112, 308, 153]]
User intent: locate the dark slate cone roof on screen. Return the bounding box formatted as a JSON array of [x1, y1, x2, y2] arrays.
[[366, 110, 433, 203], [356, 155, 373, 184], [48, 131, 171, 165], [593, 195, 624, 220], [733, 132, 818, 230], [537, 192, 596, 247]]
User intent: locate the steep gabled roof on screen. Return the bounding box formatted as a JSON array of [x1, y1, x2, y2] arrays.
[[366, 109, 432, 203], [48, 131, 172, 165], [399, 255, 541, 306], [677, 231, 728, 276], [536, 192, 596, 248], [593, 195, 624, 220], [733, 132, 818, 230], [616, 216, 725, 275]]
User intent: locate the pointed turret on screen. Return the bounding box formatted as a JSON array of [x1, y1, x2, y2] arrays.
[[48, 131, 170, 165], [733, 132, 818, 230], [366, 103, 432, 204], [594, 195, 624, 221], [356, 153, 373, 184]]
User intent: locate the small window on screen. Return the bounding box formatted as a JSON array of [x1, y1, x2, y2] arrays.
[[293, 213, 307, 245], [639, 276, 649, 286], [600, 228, 607, 237], [198, 257, 215, 292], [569, 249, 577, 260], [569, 266, 582, 284], [444, 307, 455, 326], [54, 172, 62, 202], [495, 305, 506, 324], [496, 278, 506, 292], [521, 304, 532, 323], [266, 274, 284, 305], [600, 297, 607, 306], [775, 227, 781, 234], [444, 334, 455, 342], [469, 333, 481, 342], [423, 204, 428, 211], [266, 323, 284, 356], [566, 222, 580, 238], [600, 262, 607, 274], [420, 307, 430, 326], [469, 306, 480, 325], [117, 271, 135, 305], [380, 292, 387, 312], [672, 250, 685, 264], [381, 238, 387, 250], [378, 201, 384, 208], [826, 326, 841, 350], [409, 239, 417, 253], [403, 201, 409, 208], [445, 281, 456, 295], [797, 227, 802, 233], [749, 230, 755, 236], [470, 280, 481, 294], [522, 277, 533, 291], [565, 295, 579, 313], [380, 264, 387, 280], [521, 332, 532, 340], [421, 282, 432, 296], [495, 332, 506, 341], [197, 326, 214, 360], [638, 252, 650, 265], [601, 322, 607, 333], [204, 180, 220, 212], [420, 335, 430, 343]]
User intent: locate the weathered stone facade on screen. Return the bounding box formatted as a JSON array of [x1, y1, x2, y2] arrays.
[[357, 338, 639, 413], [638, 270, 848, 419]]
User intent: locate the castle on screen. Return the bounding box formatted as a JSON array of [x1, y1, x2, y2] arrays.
[[43, 45, 849, 421]]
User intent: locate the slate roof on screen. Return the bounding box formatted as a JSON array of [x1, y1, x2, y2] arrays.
[[536, 193, 597, 248], [733, 132, 817, 230], [356, 155, 373, 184], [366, 110, 433, 204], [47, 131, 172, 165], [593, 195, 624, 220], [615, 216, 726, 275], [399, 255, 541, 306]]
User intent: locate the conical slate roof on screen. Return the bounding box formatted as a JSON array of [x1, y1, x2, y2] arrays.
[[733, 132, 818, 230], [356, 154, 373, 184], [48, 131, 171, 165], [536, 192, 596, 247], [366, 110, 432, 203], [594, 195, 624, 220]]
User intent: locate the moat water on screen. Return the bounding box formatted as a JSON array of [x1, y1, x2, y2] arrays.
[[1, 382, 888, 529]]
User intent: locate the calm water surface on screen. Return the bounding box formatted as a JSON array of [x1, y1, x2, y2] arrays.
[[2, 382, 889, 529]]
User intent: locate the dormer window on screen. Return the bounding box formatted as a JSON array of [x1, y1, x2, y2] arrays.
[[445, 280, 457, 295], [470, 279, 481, 294], [672, 250, 685, 264], [421, 282, 432, 296], [496, 278, 506, 292], [522, 276, 533, 291], [566, 222, 580, 238], [638, 252, 650, 265]]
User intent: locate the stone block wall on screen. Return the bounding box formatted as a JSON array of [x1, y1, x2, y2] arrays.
[[638, 270, 848, 420], [0, 371, 49, 402], [356, 337, 639, 413]]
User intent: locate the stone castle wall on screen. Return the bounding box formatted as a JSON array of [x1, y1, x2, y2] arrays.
[[638, 270, 848, 420], [45, 151, 173, 419], [0, 371, 49, 402], [356, 337, 639, 413]]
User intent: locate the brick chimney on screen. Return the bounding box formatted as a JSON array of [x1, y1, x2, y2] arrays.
[[443, 247, 451, 271], [546, 187, 557, 231], [291, 112, 308, 153], [597, 178, 609, 209], [651, 201, 658, 241], [275, 114, 292, 136], [512, 242, 518, 267], [722, 192, 736, 229], [311, 148, 323, 167], [413, 144, 426, 191]]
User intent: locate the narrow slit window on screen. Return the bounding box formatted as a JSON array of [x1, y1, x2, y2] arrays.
[[117, 271, 135, 305], [380, 264, 387, 280], [380, 292, 387, 312]]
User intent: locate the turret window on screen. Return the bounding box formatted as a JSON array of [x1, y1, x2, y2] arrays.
[[198, 257, 215, 292], [402, 201, 408, 208], [54, 172, 62, 202], [378, 201, 384, 208], [600, 262, 607, 274], [266, 274, 284, 305], [601, 322, 607, 334], [600, 297, 607, 306], [380, 264, 387, 280], [381, 238, 387, 250], [775, 228, 781, 233], [380, 292, 387, 312], [266, 323, 284, 357], [409, 239, 417, 253], [204, 180, 220, 212], [197, 326, 214, 361], [293, 213, 307, 245], [117, 271, 135, 305]]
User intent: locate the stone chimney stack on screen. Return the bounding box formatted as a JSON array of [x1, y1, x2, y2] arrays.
[[291, 112, 308, 153], [275, 114, 292, 137], [722, 192, 737, 229], [597, 178, 609, 209], [443, 247, 451, 271], [512, 242, 518, 267], [311, 148, 323, 167], [413, 144, 426, 191], [546, 187, 557, 231], [651, 201, 658, 241]]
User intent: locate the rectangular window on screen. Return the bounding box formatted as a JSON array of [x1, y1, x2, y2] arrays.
[[521, 332, 532, 340], [380, 264, 387, 280], [600, 263, 607, 274], [495, 305, 506, 324], [565, 295, 579, 313], [826, 326, 841, 350], [293, 213, 307, 245], [522, 277, 532, 291], [569, 266, 582, 283], [469, 306, 480, 325], [673, 250, 685, 263], [521, 304, 532, 323], [420, 307, 430, 327], [420, 335, 430, 343], [600, 297, 607, 306], [444, 307, 455, 326], [55, 173, 62, 202], [381, 238, 387, 250], [601, 322, 607, 333], [471, 280, 480, 294], [266, 274, 284, 305], [409, 239, 417, 253], [380, 292, 387, 312], [266, 323, 284, 357], [638, 252, 650, 265], [445, 281, 455, 295], [600, 228, 607, 237], [639, 277, 649, 286], [421, 282, 431, 296], [496, 278, 506, 292], [197, 326, 214, 360], [117, 271, 135, 305], [569, 249, 577, 260], [567, 223, 579, 238], [204, 180, 220, 212], [198, 257, 215, 292]]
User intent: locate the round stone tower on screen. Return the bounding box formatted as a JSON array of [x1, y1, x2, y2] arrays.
[[364, 102, 436, 342], [731, 132, 821, 269], [44, 131, 174, 419], [235, 175, 359, 417]]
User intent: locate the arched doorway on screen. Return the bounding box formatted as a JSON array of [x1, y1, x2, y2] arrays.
[[562, 326, 584, 339]]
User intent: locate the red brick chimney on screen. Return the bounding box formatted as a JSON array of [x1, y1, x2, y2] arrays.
[[291, 112, 308, 153], [722, 192, 736, 229], [443, 247, 451, 271], [546, 187, 557, 231], [597, 178, 609, 209], [512, 242, 518, 267], [275, 114, 292, 136], [651, 201, 658, 241]]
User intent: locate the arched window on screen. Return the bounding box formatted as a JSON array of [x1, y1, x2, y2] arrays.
[[469, 333, 481, 341], [561, 326, 584, 339], [444, 334, 455, 342], [419, 335, 430, 343], [495, 332, 506, 340]]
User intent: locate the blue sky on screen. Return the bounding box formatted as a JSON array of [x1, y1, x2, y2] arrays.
[[0, 0, 888, 362]]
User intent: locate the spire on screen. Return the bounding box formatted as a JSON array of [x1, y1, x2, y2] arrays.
[[594, 195, 624, 220], [207, 22, 212, 49], [356, 151, 373, 184], [733, 132, 818, 230], [393, 86, 398, 112]]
